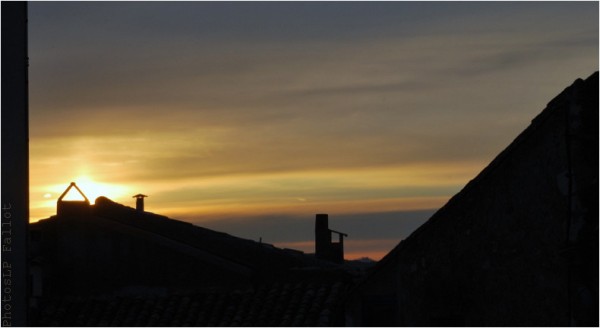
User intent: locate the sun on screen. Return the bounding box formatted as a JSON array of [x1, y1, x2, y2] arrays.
[[60, 176, 131, 204], [30, 176, 134, 222]]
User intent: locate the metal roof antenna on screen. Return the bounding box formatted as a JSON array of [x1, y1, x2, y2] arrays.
[[57, 182, 91, 218]]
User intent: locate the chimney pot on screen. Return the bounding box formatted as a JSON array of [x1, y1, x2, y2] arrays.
[[132, 194, 148, 212]]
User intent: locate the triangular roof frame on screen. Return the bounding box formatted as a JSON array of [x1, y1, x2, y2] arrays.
[[58, 182, 90, 203]]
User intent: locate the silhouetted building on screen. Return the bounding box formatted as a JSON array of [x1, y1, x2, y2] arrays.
[[30, 189, 360, 326], [56, 182, 90, 218], [315, 214, 348, 263], [31, 72, 597, 326], [347, 72, 599, 326], [132, 193, 148, 211]]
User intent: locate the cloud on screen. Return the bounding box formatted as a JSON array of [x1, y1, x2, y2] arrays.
[[30, 2, 597, 118], [28, 2, 598, 260]]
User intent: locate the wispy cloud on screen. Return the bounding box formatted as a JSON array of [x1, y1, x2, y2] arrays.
[[28, 2, 598, 259]]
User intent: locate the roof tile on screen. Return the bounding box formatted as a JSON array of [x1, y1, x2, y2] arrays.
[[35, 281, 349, 326]]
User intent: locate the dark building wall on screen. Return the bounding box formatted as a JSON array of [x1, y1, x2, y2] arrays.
[[562, 71, 599, 326], [351, 72, 598, 326], [1, 3, 29, 326]]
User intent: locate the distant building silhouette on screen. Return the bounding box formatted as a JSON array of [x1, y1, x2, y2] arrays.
[[315, 214, 348, 263], [132, 193, 148, 211]]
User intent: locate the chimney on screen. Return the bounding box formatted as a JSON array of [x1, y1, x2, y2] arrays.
[[132, 194, 148, 211], [314, 213, 347, 263], [315, 214, 330, 257]]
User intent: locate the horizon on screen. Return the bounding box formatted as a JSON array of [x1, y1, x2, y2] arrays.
[[28, 2, 598, 260]]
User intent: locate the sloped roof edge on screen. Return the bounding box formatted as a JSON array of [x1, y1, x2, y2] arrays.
[[356, 71, 598, 285], [90, 196, 343, 274]]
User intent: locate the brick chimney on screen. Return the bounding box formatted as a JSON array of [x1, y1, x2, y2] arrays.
[[314, 213, 347, 263]]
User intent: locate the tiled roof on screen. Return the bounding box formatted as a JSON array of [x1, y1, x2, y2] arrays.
[[33, 281, 348, 326]]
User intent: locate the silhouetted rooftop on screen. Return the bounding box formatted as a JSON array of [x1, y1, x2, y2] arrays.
[[347, 71, 598, 326], [90, 196, 344, 277], [369, 71, 599, 277], [31, 195, 361, 326]]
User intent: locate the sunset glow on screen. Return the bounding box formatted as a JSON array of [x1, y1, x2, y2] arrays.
[[28, 2, 598, 259], [30, 177, 132, 222], [58, 176, 131, 204]]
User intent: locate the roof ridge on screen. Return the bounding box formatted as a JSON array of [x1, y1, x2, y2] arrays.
[[91, 196, 341, 272]]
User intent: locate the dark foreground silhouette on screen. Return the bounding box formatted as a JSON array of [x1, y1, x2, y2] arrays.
[[30, 72, 598, 326]]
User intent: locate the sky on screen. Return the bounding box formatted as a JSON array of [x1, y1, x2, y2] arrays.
[[28, 2, 598, 260]]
